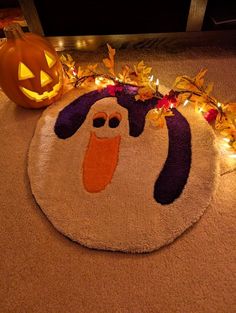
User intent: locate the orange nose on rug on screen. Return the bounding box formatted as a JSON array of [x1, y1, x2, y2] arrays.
[[83, 132, 121, 193]]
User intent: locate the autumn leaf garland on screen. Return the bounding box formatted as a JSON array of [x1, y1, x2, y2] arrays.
[[172, 69, 236, 152], [60, 45, 236, 154]]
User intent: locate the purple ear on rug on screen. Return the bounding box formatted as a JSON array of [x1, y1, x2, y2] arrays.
[[154, 108, 192, 205], [54, 87, 157, 139], [54, 89, 108, 139]]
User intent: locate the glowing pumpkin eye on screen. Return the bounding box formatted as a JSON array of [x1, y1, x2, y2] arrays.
[[44, 51, 56, 68], [40, 70, 52, 87], [18, 62, 35, 80]]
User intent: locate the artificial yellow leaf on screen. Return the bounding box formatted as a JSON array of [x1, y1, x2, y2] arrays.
[[60, 54, 75, 69], [146, 108, 160, 120], [220, 128, 236, 138], [135, 86, 153, 101], [118, 65, 133, 83], [194, 68, 207, 88], [146, 109, 166, 128], [220, 130, 230, 137], [224, 103, 236, 113], [102, 44, 116, 76], [192, 94, 208, 105], [133, 61, 153, 85], [67, 54, 74, 63], [129, 71, 139, 82], [163, 111, 174, 117], [82, 64, 99, 76], [87, 64, 98, 72], [173, 76, 199, 92], [154, 115, 165, 128], [215, 114, 231, 130], [60, 54, 66, 62], [194, 103, 208, 114], [232, 141, 236, 151], [134, 61, 144, 74], [176, 92, 191, 106], [77, 66, 84, 78], [205, 82, 214, 95]]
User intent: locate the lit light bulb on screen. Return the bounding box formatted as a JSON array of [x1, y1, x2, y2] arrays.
[[76, 41, 82, 48], [155, 78, 159, 94], [149, 75, 154, 82], [95, 77, 101, 86], [170, 103, 174, 109], [183, 99, 189, 106], [221, 142, 230, 149], [95, 76, 114, 87], [58, 40, 64, 48], [217, 102, 221, 108]]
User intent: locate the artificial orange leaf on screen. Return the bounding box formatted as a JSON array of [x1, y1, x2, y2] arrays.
[[82, 64, 99, 76], [87, 64, 98, 72], [103, 58, 112, 68], [107, 43, 115, 57]]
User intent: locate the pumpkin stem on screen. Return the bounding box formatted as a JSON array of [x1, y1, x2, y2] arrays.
[[4, 23, 25, 40]]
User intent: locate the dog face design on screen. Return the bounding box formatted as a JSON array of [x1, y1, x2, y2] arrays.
[[28, 86, 218, 253]]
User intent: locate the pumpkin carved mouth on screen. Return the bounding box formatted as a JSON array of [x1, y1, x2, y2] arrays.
[[19, 80, 62, 102]]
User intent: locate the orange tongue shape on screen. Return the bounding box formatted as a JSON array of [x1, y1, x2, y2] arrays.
[[83, 132, 121, 193]]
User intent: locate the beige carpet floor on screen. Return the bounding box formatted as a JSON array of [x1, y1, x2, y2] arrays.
[[0, 47, 236, 312]]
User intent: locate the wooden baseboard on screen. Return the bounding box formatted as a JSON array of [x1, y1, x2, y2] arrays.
[[1, 30, 236, 52], [46, 30, 236, 51]]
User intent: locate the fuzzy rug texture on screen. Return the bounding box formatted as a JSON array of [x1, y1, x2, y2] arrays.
[[28, 86, 218, 253]]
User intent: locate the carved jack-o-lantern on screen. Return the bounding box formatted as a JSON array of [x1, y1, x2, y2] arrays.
[[0, 23, 63, 109]]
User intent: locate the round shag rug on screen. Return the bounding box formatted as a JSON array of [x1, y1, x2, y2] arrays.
[[28, 86, 219, 253]]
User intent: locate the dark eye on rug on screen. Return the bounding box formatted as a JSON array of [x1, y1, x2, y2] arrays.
[[93, 117, 106, 128], [109, 117, 120, 128]]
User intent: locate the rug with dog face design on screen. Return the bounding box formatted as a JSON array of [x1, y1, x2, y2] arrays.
[[28, 85, 219, 253]]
